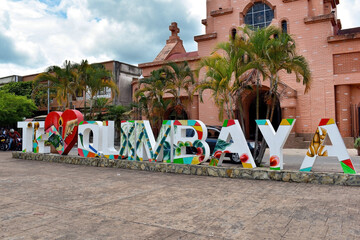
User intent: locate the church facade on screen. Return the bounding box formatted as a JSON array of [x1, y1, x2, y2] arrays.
[[138, 0, 360, 147]]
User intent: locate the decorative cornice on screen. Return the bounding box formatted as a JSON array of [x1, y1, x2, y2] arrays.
[[201, 19, 207, 26], [138, 56, 201, 69], [285, 0, 339, 7], [210, 7, 233, 17], [328, 33, 360, 43], [194, 32, 217, 42], [304, 13, 336, 26]]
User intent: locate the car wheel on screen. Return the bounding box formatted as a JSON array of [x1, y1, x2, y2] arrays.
[[230, 153, 241, 163]]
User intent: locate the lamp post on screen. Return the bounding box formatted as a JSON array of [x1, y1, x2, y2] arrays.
[[47, 80, 50, 114]]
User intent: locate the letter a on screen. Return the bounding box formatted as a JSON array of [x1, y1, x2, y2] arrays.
[[300, 118, 356, 174], [213, 120, 256, 168]]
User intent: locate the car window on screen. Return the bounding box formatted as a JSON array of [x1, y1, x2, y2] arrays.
[[186, 128, 195, 137], [208, 129, 219, 139]]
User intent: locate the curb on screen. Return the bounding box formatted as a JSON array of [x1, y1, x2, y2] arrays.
[[12, 152, 360, 186]]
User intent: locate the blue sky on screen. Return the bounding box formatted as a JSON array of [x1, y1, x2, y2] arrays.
[[0, 0, 359, 77]]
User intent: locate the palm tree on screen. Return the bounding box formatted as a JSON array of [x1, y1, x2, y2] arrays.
[[196, 38, 250, 127], [93, 97, 111, 120], [134, 69, 171, 135], [238, 26, 277, 164], [265, 30, 311, 119], [33, 60, 77, 110], [240, 25, 311, 120], [239, 26, 311, 165], [73, 60, 90, 119], [163, 61, 194, 119], [105, 104, 131, 133], [85, 63, 119, 118]]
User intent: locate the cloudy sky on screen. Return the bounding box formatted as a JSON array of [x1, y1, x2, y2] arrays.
[[0, 0, 359, 77]]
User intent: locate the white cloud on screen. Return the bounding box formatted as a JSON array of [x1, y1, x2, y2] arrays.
[[0, 0, 207, 77], [337, 0, 360, 29], [0, 0, 358, 78]]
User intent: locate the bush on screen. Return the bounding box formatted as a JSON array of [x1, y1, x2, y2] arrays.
[[354, 138, 360, 148]]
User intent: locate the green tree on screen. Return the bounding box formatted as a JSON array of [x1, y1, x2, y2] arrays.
[[266, 30, 311, 119], [73, 60, 90, 119], [238, 26, 277, 164], [33, 60, 77, 110], [163, 61, 194, 119], [1, 81, 33, 98], [85, 63, 119, 118], [104, 104, 131, 132], [240, 26, 311, 120], [0, 91, 37, 126], [2, 81, 52, 107], [93, 97, 110, 121], [134, 69, 171, 135], [239, 26, 311, 165], [196, 38, 250, 127]]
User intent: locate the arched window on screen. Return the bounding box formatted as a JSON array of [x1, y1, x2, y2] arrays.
[[244, 2, 274, 29], [231, 28, 237, 40], [281, 20, 288, 33]]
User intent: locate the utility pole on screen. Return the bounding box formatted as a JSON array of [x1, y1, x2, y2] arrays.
[[47, 80, 50, 114]]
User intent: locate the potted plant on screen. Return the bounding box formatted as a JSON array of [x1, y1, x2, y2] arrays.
[[354, 137, 360, 156]]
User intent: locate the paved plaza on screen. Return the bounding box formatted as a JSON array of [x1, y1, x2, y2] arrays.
[[1, 151, 360, 239]]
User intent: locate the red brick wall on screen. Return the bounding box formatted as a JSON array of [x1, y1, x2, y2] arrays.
[[140, 0, 360, 138], [335, 85, 352, 137], [334, 52, 360, 74]]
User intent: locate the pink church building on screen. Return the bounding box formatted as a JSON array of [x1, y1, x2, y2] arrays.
[[137, 0, 360, 147]]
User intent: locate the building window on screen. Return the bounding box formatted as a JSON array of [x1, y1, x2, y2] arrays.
[[231, 28, 237, 40], [281, 20, 288, 33], [98, 87, 107, 95], [76, 89, 83, 98], [244, 2, 274, 29]]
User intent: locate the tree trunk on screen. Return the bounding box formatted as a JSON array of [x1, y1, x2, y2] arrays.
[[228, 97, 233, 119], [255, 74, 278, 166], [237, 96, 245, 132], [269, 94, 277, 123], [269, 78, 279, 123], [89, 96, 94, 119], [255, 104, 270, 166], [67, 93, 70, 109], [254, 72, 260, 163], [84, 87, 87, 120]]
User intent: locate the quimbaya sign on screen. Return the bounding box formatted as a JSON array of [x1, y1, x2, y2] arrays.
[[18, 110, 356, 174]]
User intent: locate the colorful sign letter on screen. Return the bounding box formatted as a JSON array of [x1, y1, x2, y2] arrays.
[[78, 121, 120, 159], [120, 120, 209, 165], [212, 120, 256, 168], [134, 120, 157, 161], [172, 120, 210, 165], [44, 110, 83, 155], [300, 118, 356, 174], [119, 120, 136, 159], [78, 121, 103, 158], [256, 119, 295, 170], [18, 121, 49, 153]]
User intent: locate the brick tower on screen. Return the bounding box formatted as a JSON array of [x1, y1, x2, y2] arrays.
[[139, 0, 360, 147]]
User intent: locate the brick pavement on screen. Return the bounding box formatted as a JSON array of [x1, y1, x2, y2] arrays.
[[1, 151, 360, 239]]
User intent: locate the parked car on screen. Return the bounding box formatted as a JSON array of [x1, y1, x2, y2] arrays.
[[186, 125, 259, 163]]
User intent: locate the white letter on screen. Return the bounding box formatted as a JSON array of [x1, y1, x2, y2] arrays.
[[256, 119, 295, 170]]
